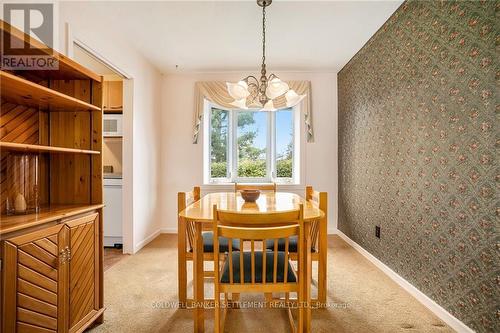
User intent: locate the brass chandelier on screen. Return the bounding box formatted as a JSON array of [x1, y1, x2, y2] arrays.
[[226, 0, 305, 111]]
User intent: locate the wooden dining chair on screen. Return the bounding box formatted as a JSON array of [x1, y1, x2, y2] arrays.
[[212, 204, 312, 333], [177, 187, 240, 306], [234, 182, 277, 192], [265, 186, 327, 304]]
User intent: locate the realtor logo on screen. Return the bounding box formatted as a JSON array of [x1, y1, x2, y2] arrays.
[[2, 3, 58, 70]]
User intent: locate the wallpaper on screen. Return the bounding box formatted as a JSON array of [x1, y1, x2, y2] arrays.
[[337, 1, 498, 332]]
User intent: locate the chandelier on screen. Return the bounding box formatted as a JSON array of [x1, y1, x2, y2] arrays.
[[226, 0, 305, 111]]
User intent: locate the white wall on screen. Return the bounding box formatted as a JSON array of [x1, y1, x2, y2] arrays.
[[160, 72, 338, 233], [58, 3, 163, 253]]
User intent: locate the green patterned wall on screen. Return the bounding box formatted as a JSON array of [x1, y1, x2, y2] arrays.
[[337, 1, 498, 332]]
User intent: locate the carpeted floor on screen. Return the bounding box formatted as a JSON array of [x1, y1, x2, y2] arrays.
[[88, 234, 453, 332]]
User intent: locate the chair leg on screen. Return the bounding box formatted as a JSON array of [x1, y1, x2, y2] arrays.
[[214, 290, 220, 333], [265, 293, 273, 303]]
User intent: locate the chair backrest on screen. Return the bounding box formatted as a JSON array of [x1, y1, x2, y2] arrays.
[[177, 186, 201, 213], [305, 186, 327, 251], [213, 204, 305, 285], [178, 186, 201, 250], [234, 182, 277, 192]]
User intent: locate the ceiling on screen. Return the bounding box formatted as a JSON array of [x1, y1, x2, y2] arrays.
[[64, 1, 402, 74]]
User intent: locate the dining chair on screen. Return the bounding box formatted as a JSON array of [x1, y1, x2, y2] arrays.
[[265, 186, 327, 304], [212, 204, 312, 333], [177, 187, 240, 306], [234, 182, 277, 192]]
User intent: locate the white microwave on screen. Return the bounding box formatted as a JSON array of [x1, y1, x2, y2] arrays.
[[103, 114, 123, 137]]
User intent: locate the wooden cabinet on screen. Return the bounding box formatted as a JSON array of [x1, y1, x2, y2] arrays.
[[0, 21, 104, 333], [102, 81, 123, 112], [1, 212, 102, 333], [67, 213, 99, 333], [3, 224, 67, 333]]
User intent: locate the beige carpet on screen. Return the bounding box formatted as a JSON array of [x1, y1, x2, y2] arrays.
[[88, 234, 453, 333]]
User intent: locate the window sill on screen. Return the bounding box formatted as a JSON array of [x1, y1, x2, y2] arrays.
[[201, 183, 305, 193]]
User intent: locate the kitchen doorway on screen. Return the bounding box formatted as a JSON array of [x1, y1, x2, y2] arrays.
[[71, 40, 133, 256]]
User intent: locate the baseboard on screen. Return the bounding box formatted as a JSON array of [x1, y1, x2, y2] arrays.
[[133, 229, 161, 253], [160, 227, 177, 234], [333, 229, 474, 333]]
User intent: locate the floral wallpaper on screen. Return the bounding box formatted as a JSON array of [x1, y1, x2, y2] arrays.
[[337, 1, 498, 332]]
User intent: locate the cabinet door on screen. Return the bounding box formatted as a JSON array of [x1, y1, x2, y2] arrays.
[[107, 81, 123, 110], [3, 224, 69, 333], [65, 213, 100, 333]]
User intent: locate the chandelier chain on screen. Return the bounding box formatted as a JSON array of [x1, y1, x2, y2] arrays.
[[262, 4, 266, 68]]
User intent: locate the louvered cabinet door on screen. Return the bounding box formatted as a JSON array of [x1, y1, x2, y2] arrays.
[[2, 224, 69, 333], [65, 213, 100, 333]]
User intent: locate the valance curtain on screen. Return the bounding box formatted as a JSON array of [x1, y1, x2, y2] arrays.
[[192, 80, 313, 143]]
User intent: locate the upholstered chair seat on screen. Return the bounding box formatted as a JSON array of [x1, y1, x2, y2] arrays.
[[220, 251, 296, 283]]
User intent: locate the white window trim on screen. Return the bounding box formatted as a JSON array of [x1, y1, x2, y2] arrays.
[[202, 99, 306, 186]]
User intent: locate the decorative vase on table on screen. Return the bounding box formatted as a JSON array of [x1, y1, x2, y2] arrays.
[[5, 152, 40, 215]]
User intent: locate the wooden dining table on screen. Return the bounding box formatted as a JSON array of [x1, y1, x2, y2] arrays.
[[178, 191, 325, 333]]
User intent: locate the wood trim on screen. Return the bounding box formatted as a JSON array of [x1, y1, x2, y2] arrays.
[[58, 225, 70, 333], [0, 141, 100, 155], [0, 204, 104, 236], [2, 241, 17, 333]]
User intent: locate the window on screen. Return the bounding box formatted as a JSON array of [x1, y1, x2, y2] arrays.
[[205, 105, 299, 184]]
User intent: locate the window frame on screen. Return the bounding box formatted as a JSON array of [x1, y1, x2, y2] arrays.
[[203, 100, 302, 185]]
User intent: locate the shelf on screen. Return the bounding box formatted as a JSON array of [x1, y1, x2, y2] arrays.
[[1, 20, 102, 82], [0, 204, 105, 236], [0, 71, 101, 112], [0, 142, 100, 155]]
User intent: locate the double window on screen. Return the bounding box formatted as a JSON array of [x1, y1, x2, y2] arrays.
[[204, 104, 299, 184]]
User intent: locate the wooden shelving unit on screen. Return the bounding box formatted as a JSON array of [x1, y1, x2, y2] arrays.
[[0, 141, 101, 154], [0, 19, 105, 333], [0, 70, 101, 112]]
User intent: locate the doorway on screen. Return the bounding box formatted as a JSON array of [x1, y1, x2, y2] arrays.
[[70, 40, 134, 257]]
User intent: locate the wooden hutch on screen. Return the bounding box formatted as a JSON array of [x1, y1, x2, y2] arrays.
[[0, 21, 105, 332]]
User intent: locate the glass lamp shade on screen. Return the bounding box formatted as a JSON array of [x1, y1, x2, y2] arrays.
[[230, 98, 249, 109], [226, 81, 250, 100], [265, 77, 289, 100], [261, 99, 276, 111], [285, 89, 306, 107]]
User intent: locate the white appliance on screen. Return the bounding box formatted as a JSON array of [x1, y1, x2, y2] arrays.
[[103, 114, 123, 137], [104, 177, 122, 247]]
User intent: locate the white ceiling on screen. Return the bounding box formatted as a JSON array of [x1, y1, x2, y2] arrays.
[[67, 1, 402, 74]]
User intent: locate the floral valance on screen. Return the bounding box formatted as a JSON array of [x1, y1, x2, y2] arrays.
[[193, 80, 313, 143]]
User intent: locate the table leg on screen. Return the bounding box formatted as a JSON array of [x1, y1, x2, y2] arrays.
[[318, 220, 327, 305], [178, 216, 187, 307], [305, 221, 312, 333], [193, 222, 205, 333]]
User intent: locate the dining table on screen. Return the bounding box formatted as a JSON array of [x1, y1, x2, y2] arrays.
[[178, 191, 326, 333]]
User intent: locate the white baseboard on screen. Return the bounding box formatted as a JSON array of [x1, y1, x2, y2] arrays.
[[333, 229, 474, 333], [133, 229, 161, 253], [160, 227, 177, 234]]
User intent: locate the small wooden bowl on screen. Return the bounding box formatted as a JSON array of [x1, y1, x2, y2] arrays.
[[240, 189, 261, 202]]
